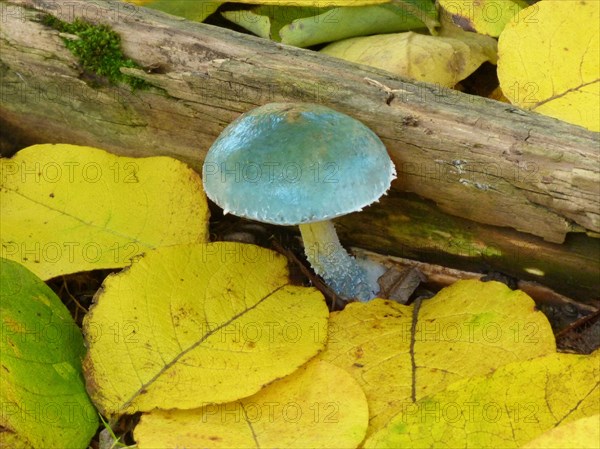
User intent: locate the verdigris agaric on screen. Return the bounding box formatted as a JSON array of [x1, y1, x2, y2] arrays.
[[202, 103, 396, 301]]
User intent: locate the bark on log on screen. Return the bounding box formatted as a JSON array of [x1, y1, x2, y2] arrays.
[[338, 192, 599, 303], [1, 0, 598, 301]]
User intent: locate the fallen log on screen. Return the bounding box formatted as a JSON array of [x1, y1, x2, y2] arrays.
[[1, 0, 598, 302]]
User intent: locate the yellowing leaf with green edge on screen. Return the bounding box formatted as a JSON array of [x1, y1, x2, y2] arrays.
[[83, 242, 328, 416], [320, 27, 496, 88], [521, 414, 600, 449], [0, 144, 208, 280], [439, 0, 528, 37], [316, 280, 556, 438], [223, 1, 438, 48], [364, 350, 600, 448], [134, 360, 369, 448], [498, 1, 600, 131], [125, 1, 223, 23], [0, 258, 98, 449]]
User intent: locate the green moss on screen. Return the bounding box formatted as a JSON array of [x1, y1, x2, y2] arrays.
[[42, 15, 149, 89]]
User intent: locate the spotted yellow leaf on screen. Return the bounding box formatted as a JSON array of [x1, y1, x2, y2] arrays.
[[0, 144, 208, 279], [83, 242, 328, 416], [317, 280, 556, 438], [498, 1, 600, 131], [365, 350, 599, 448], [134, 360, 368, 448]]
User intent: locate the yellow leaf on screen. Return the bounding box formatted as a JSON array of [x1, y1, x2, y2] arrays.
[[134, 360, 369, 448], [83, 242, 328, 416], [498, 1, 600, 131], [365, 350, 600, 448], [0, 144, 208, 279], [320, 29, 496, 88], [521, 414, 600, 449], [439, 0, 528, 37], [317, 280, 556, 438]]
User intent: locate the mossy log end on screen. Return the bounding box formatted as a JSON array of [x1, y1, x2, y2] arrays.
[[1, 0, 598, 302]]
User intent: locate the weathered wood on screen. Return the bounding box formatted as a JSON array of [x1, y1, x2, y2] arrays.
[[340, 192, 599, 303], [1, 0, 598, 301]]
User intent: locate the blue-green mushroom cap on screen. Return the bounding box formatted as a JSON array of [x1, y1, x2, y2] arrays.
[[202, 103, 396, 225]]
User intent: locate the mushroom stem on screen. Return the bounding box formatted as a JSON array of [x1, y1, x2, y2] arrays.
[[299, 221, 376, 301]]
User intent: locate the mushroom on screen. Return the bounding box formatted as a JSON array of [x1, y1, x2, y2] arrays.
[[202, 103, 395, 301]]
